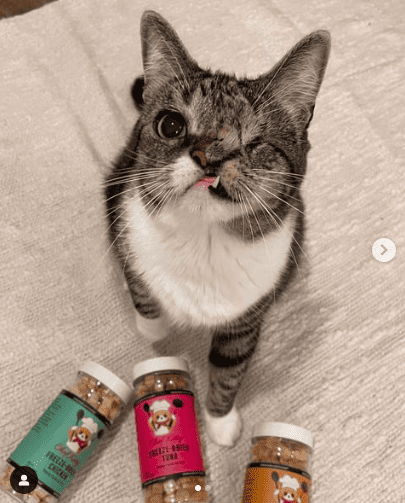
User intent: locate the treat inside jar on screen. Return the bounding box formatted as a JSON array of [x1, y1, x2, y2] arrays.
[[0, 463, 14, 492], [252, 437, 310, 471], [243, 423, 312, 503], [144, 476, 209, 503], [132, 358, 208, 502], [67, 373, 124, 422], [134, 372, 190, 399], [30, 485, 58, 503]]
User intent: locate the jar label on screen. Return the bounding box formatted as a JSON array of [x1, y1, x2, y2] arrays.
[[9, 393, 105, 496], [241, 466, 311, 503], [134, 393, 205, 484]]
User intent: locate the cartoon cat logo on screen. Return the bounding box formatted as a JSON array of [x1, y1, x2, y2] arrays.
[[148, 400, 176, 436], [56, 414, 103, 466], [143, 398, 184, 436], [273, 474, 308, 503], [66, 416, 98, 453]]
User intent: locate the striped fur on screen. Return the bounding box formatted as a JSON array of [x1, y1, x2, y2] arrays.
[[105, 11, 330, 445]]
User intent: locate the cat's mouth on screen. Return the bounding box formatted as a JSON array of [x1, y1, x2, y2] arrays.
[[192, 174, 234, 202], [208, 178, 233, 201], [193, 175, 219, 190]]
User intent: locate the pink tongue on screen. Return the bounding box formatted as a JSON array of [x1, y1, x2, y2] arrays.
[[193, 177, 217, 190]]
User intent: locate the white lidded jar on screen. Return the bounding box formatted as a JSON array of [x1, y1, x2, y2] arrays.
[[0, 362, 132, 503], [241, 422, 313, 503], [132, 356, 209, 503]]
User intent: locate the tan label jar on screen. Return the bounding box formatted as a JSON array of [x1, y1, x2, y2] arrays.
[[132, 357, 209, 503], [241, 422, 312, 503], [0, 362, 131, 503]]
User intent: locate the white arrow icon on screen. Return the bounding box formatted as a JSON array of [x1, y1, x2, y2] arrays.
[[372, 239, 396, 262]]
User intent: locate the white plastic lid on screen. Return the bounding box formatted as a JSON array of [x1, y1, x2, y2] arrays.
[[133, 356, 189, 382], [79, 361, 132, 405], [252, 422, 313, 449]]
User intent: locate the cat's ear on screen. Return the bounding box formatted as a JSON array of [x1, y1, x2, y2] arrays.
[[139, 11, 198, 104], [258, 31, 331, 126], [131, 76, 145, 111]]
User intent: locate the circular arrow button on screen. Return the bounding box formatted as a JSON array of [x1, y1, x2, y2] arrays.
[[372, 238, 396, 262]]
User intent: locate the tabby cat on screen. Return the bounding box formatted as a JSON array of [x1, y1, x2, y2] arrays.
[[106, 10, 330, 446]]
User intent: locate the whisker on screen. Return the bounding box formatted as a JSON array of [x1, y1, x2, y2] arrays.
[[122, 250, 131, 276], [257, 185, 306, 218], [240, 195, 255, 241], [106, 168, 169, 180], [104, 173, 161, 187], [253, 190, 303, 272], [97, 208, 131, 273], [105, 185, 137, 204], [157, 187, 176, 217], [246, 176, 304, 204], [244, 194, 269, 252], [127, 152, 170, 165], [238, 180, 308, 269], [141, 181, 173, 220], [239, 181, 282, 232], [251, 169, 305, 179]]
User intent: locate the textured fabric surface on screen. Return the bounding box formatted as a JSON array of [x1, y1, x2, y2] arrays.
[[0, 0, 404, 502]]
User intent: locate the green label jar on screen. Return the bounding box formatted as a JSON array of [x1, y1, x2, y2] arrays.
[[0, 362, 131, 503]]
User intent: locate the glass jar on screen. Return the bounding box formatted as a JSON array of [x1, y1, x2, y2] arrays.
[[0, 361, 132, 503], [132, 356, 209, 503], [241, 422, 313, 503]]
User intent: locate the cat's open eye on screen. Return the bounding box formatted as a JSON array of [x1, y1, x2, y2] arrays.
[[156, 111, 186, 139]]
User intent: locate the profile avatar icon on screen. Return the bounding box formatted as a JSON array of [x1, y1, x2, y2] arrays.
[[18, 474, 30, 486], [9, 466, 38, 494]]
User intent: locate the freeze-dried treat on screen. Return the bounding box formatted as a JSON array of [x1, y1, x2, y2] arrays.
[[241, 422, 313, 503], [0, 362, 131, 503], [132, 357, 209, 503], [148, 494, 165, 503], [0, 464, 14, 494], [67, 373, 126, 423], [250, 435, 310, 472], [142, 476, 209, 503], [135, 384, 150, 399]]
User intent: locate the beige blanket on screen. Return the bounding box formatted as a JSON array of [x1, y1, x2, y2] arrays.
[[1, 0, 404, 501]]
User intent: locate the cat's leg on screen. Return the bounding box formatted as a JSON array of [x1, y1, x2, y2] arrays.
[[134, 309, 170, 342], [203, 309, 265, 447], [125, 274, 170, 342]]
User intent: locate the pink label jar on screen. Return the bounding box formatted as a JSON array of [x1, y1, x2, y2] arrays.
[[132, 357, 209, 503]]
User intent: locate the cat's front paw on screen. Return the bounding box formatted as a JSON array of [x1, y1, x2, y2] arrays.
[[203, 405, 243, 447], [135, 310, 170, 342]]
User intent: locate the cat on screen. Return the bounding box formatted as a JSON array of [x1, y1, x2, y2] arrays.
[[105, 10, 330, 446]]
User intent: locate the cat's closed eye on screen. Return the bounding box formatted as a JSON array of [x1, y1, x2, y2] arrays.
[[244, 137, 262, 153]]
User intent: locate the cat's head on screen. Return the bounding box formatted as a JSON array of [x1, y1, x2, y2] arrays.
[[119, 11, 330, 231]]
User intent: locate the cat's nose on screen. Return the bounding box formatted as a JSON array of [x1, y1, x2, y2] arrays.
[[190, 150, 221, 175], [191, 150, 207, 168]]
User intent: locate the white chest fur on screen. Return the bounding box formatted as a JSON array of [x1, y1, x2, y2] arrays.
[[125, 192, 295, 328]]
